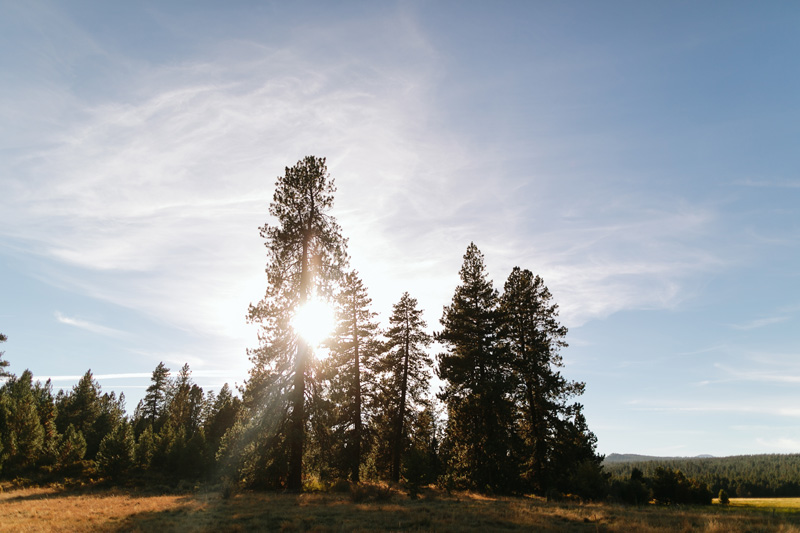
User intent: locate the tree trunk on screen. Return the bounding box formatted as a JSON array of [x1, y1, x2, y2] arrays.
[[352, 303, 361, 483], [288, 229, 312, 491], [392, 319, 410, 483], [527, 377, 547, 493]]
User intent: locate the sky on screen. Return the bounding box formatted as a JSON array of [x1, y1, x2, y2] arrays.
[[1, 0, 800, 458]]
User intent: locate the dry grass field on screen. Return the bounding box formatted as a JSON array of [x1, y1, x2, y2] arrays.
[[3, 484, 800, 532]]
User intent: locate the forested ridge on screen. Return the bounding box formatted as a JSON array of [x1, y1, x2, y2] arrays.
[[606, 454, 800, 498]]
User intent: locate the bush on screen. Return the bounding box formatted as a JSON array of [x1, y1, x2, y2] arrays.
[[330, 478, 351, 493], [349, 482, 393, 502], [719, 489, 730, 505]]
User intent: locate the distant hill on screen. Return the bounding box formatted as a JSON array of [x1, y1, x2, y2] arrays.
[[604, 453, 800, 498], [604, 453, 714, 463]]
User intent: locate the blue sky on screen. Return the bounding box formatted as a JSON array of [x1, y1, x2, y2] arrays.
[[2, 1, 799, 457]]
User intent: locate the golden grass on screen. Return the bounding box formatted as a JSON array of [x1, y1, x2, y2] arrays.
[[3, 485, 800, 532], [727, 498, 800, 511]]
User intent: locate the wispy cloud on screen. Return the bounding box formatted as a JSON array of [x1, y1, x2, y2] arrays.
[[735, 178, 800, 189], [678, 344, 728, 357], [631, 404, 800, 418], [1, 3, 737, 358], [55, 311, 127, 338], [714, 362, 800, 385], [2, 16, 446, 345], [43, 369, 236, 382], [514, 203, 724, 326], [729, 315, 790, 331], [755, 438, 800, 451]]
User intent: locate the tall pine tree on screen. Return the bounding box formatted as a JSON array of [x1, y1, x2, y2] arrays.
[[499, 266, 602, 496], [376, 292, 432, 483], [325, 271, 380, 482], [135, 362, 171, 433], [248, 156, 347, 490], [437, 244, 516, 491]]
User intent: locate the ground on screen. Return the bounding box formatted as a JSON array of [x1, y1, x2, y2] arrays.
[[2, 484, 800, 532]]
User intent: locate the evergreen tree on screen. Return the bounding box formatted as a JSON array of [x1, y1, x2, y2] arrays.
[[157, 363, 207, 478], [437, 244, 515, 491], [326, 271, 381, 482], [499, 267, 568, 491], [0, 370, 45, 472], [57, 424, 87, 469], [0, 334, 9, 472], [203, 383, 241, 470], [134, 424, 156, 470], [33, 379, 59, 465], [151, 421, 175, 471], [166, 363, 205, 435], [499, 267, 603, 495], [137, 362, 171, 431], [248, 155, 347, 490], [0, 390, 6, 471], [550, 406, 606, 498], [218, 370, 292, 489], [96, 421, 135, 478], [56, 370, 103, 459], [0, 333, 9, 377], [403, 405, 441, 494], [94, 391, 126, 457], [375, 292, 432, 483]]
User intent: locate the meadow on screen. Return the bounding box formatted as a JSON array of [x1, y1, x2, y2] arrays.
[[3, 484, 800, 532], [728, 497, 800, 513]]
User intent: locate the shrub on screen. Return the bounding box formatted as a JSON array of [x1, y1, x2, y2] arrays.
[[330, 478, 351, 493], [349, 482, 393, 502], [719, 489, 730, 505]]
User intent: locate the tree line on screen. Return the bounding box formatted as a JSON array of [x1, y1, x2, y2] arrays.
[[610, 466, 713, 505], [0, 155, 604, 498], [0, 356, 241, 482], [606, 455, 800, 498]]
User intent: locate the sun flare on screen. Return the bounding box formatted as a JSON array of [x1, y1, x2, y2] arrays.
[[291, 298, 335, 348]]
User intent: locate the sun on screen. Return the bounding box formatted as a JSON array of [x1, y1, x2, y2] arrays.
[[291, 297, 336, 348]]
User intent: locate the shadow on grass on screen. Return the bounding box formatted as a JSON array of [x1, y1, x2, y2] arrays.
[[103, 490, 613, 532], [0, 481, 195, 504]]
